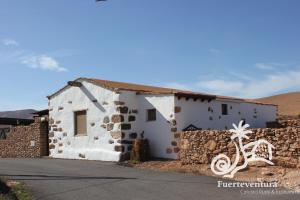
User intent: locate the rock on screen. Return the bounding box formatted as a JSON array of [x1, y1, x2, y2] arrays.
[[171, 141, 177, 146], [170, 119, 177, 126], [180, 139, 189, 150], [115, 145, 124, 152], [206, 140, 217, 151], [129, 132, 137, 139], [131, 109, 138, 114], [127, 145, 133, 151], [103, 116, 110, 124], [128, 115, 136, 122], [166, 148, 172, 154], [174, 106, 181, 113], [174, 147, 180, 153], [49, 132, 54, 137], [106, 123, 114, 131], [117, 106, 128, 114], [49, 118, 54, 124], [49, 144, 55, 149], [121, 123, 131, 130], [111, 115, 124, 123], [79, 153, 85, 158], [108, 140, 114, 144], [114, 101, 125, 105], [121, 140, 133, 145], [171, 127, 177, 132], [110, 131, 122, 139], [261, 168, 274, 176]]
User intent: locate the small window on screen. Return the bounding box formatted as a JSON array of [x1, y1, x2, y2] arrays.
[[74, 110, 87, 135], [147, 109, 156, 121], [241, 119, 246, 126], [221, 104, 228, 115]]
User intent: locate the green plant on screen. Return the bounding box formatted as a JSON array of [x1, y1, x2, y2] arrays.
[[0, 178, 34, 200]]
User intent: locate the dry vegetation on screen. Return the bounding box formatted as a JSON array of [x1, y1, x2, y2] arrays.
[[0, 178, 33, 200]]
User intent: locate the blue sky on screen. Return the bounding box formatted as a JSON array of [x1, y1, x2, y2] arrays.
[[0, 0, 300, 111]]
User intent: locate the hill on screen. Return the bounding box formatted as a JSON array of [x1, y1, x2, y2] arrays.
[[0, 109, 37, 119], [257, 92, 300, 117]]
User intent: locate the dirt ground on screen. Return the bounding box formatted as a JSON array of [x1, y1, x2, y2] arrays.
[[123, 160, 300, 192]]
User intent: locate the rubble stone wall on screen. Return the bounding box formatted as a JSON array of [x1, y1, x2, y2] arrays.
[[179, 127, 300, 168], [0, 118, 48, 158]]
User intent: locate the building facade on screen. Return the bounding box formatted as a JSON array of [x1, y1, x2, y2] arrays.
[[48, 78, 277, 161]]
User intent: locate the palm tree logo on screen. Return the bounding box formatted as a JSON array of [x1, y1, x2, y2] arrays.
[[211, 121, 274, 178]]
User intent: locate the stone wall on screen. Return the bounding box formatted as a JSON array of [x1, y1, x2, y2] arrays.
[[0, 118, 48, 158], [179, 127, 300, 168], [267, 119, 300, 128], [279, 119, 300, 128]]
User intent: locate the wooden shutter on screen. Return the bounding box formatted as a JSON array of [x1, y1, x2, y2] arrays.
[[147, 109, 156, 121], [222, 104, 228, 115], [75, 110, 87, 135]]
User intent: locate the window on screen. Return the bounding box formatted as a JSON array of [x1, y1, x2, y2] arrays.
[[74, 110, 87, 135], [147, 109, 156, 121], [241, 119, 246, 126], [221, 104, 228, 115]]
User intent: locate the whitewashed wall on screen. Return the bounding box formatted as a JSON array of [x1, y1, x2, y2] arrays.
[[48, 80, 277, 161], [137, 94, 177, 159], [48, 80, 122, 161], [175, 97, 277, 131]]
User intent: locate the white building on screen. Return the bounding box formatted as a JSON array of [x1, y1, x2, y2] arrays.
[[47, 78, 277, 161]]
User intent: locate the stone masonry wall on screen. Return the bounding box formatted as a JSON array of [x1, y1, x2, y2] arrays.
[[0, 118, 48, 158], [179, 127, 300, 168]]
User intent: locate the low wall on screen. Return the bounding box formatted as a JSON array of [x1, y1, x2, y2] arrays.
[[279, 119, 300, 128], [0, 118, 48, 158], [179, 127, 300, 168]]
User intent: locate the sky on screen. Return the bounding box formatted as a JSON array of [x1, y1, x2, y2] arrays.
[[0, 0, 300, 111]]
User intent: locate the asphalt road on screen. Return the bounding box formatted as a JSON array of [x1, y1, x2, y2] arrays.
[[0, 158, 298, 200]]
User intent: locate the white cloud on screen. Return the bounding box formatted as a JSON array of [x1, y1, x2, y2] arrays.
[[209, 48, 221, 54], [166, 68, 300, 98], [0, 37, 69, 72], [21, 55, 67, 72], [255, 62, 286, 70], [2, 38, 18, 46], [197, 80, 244, 95], [197, 70, 300, 98], [241, 70, 300, 98]]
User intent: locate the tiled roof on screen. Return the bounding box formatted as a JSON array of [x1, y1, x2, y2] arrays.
[[48, 78, 276, 106], [87, 78, 213, 96]]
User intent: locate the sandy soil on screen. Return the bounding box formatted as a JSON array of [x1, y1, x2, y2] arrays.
[[125, 160, 300, 192], [257, 92, 300, 116]]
